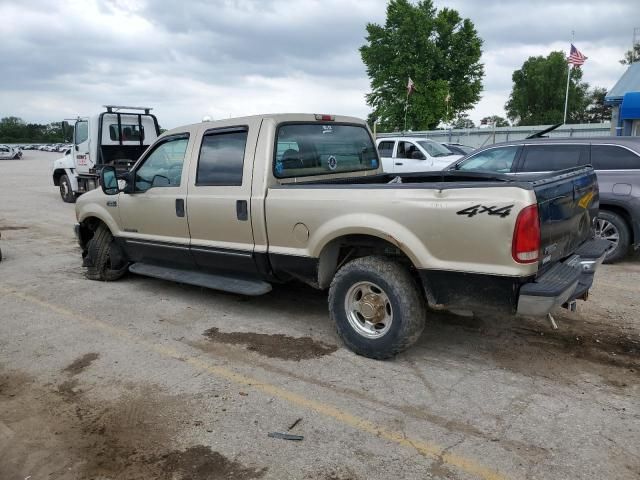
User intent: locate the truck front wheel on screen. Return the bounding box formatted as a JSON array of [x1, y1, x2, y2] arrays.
[[85, 225, 128, 281], [59, 174, 76, 203], [329, 256, 426, 359]]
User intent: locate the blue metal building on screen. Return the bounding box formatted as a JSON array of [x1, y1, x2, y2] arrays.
[[605, 62, 640, 136]]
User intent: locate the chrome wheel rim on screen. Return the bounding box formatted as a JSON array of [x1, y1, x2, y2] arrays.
[[595, 218, 619, 253], [344, 281, 393, 339], [61, 180, 69, 198]]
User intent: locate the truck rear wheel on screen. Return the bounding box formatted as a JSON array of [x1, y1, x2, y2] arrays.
[[329, 256, 426, 359], [85, 225, 128, 281], [59, 174, 76, 203]]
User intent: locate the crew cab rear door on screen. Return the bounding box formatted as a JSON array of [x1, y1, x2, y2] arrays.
[[186, 119, 261, 276]]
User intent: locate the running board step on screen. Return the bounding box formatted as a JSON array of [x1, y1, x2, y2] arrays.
[[129, 263, 272, 296]]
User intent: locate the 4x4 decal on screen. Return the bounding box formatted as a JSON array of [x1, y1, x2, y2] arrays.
[[456, 204, 514, 218]]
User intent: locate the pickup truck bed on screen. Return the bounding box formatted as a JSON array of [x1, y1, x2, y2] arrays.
[[75, 113, 609, 359], [268, 166, 603, 314]]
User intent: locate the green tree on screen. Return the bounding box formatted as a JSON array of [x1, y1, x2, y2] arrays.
[[505, 51, 589, 125], [0, 117, 72, 143], [620, 42, 640, 65], [452, 113, 475, 129], [360, 0, 484, 131], [584, 86, 612, 123], [480, 115, 509, 127]]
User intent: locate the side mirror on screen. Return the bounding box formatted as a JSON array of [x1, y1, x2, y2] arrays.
[[411, 150, 426, 160], [151, 174, 171, 188], [100, 166, 120, 195]]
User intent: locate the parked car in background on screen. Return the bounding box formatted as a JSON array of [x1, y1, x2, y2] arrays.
[[448, 137, 640, 262], [442, 142, 475, 156], [0, 145, 21, 160], [376, 136, 461, 173]]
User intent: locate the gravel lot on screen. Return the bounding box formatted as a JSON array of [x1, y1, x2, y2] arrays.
[[0, 150, 639, 480]]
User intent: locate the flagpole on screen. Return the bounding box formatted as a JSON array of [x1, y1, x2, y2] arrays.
[[563, 31, 575, 124], [404, 89, 409, 132], [563, 64, 571, 124]]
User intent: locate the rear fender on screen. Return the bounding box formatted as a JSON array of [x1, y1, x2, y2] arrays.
[[309, 214, 432, 269]]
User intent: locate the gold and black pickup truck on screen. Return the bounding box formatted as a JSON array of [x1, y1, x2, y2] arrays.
[[75, 113, 610, 359]]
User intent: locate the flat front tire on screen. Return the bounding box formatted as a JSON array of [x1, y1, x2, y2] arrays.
[[329, 256, 426, 359], [85, 225, 128, 281]]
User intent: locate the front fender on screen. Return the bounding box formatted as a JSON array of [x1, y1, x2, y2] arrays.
[[76, 198, 122, 237], [53, 154, 75, 171]]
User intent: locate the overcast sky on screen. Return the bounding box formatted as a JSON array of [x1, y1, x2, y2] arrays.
[[0, 0, 637, 129]]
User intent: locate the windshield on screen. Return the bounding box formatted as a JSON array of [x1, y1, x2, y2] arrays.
[[417, 141, 454, 157], [275, 123, 379, 178]]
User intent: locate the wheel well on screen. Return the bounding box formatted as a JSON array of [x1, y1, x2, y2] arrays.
[[52, 169, 66, 186], [78, 217, 106, 250], [599, 204, 634, 243], [317, 235, 416, 290]]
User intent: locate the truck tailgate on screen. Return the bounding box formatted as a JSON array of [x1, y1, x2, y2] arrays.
[[530, 167, 599, 270]]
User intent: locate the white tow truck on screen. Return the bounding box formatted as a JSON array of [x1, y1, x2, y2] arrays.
[[52, 105, 160, 202]]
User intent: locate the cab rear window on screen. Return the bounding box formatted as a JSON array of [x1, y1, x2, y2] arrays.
[[274, 123, 379, 178], [109, 124, 145, 141]]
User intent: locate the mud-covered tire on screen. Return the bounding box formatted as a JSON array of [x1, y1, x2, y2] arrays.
[[329, 256, 426, 359], [597, 211, 630, 264], [85, 225, 128, 281], [59, 174, 76, 203]]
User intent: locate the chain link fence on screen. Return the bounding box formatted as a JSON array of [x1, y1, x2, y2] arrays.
[[377, 123, 612, 148]]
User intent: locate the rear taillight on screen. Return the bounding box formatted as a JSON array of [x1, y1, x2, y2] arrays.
[[512, 205, 540, 264]]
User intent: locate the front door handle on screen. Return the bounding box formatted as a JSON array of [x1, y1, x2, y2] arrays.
[[236, 200, 248, 221], [175, 198, 185, 217], [395, 162, 403, 166]]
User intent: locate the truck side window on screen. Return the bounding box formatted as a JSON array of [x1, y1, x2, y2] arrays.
[[135, 136, 189, 192], [196, 128, 248, 186], [75, 121, 89, 145], [591, 145, 640, 170], [520, 145, 585, 172], [396, 141, 418, 159], [377, 141, 395, 157]]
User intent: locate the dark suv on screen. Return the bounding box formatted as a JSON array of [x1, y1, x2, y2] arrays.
[[449, 137, 640, 262]]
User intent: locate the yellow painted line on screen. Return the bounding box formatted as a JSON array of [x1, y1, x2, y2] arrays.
[[0, 285, 507, 480]]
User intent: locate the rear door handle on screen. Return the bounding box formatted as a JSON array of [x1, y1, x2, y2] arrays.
[[175, 198, 185, 217], [395, 162, 403, 166], [236, 200, 248, 221]]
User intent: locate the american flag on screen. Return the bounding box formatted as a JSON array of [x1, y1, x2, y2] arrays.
[[567, 44, 587, 67], [407, 77, 416, 96]]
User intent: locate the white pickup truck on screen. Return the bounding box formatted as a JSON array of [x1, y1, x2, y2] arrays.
[[376, 136, 461, 173], [52, 105, 160, 202]]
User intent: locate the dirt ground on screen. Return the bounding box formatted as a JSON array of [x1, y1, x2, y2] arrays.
[[0, 151, 639, 480]]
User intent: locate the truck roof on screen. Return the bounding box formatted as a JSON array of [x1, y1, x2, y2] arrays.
[[162, 113, 368, 137]]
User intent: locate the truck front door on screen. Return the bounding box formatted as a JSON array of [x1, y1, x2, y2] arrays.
[[186, 122, 259, 276], [117, 133, 194, 268], [74, 119, 91, 171], [394, 141, 432, 173]]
